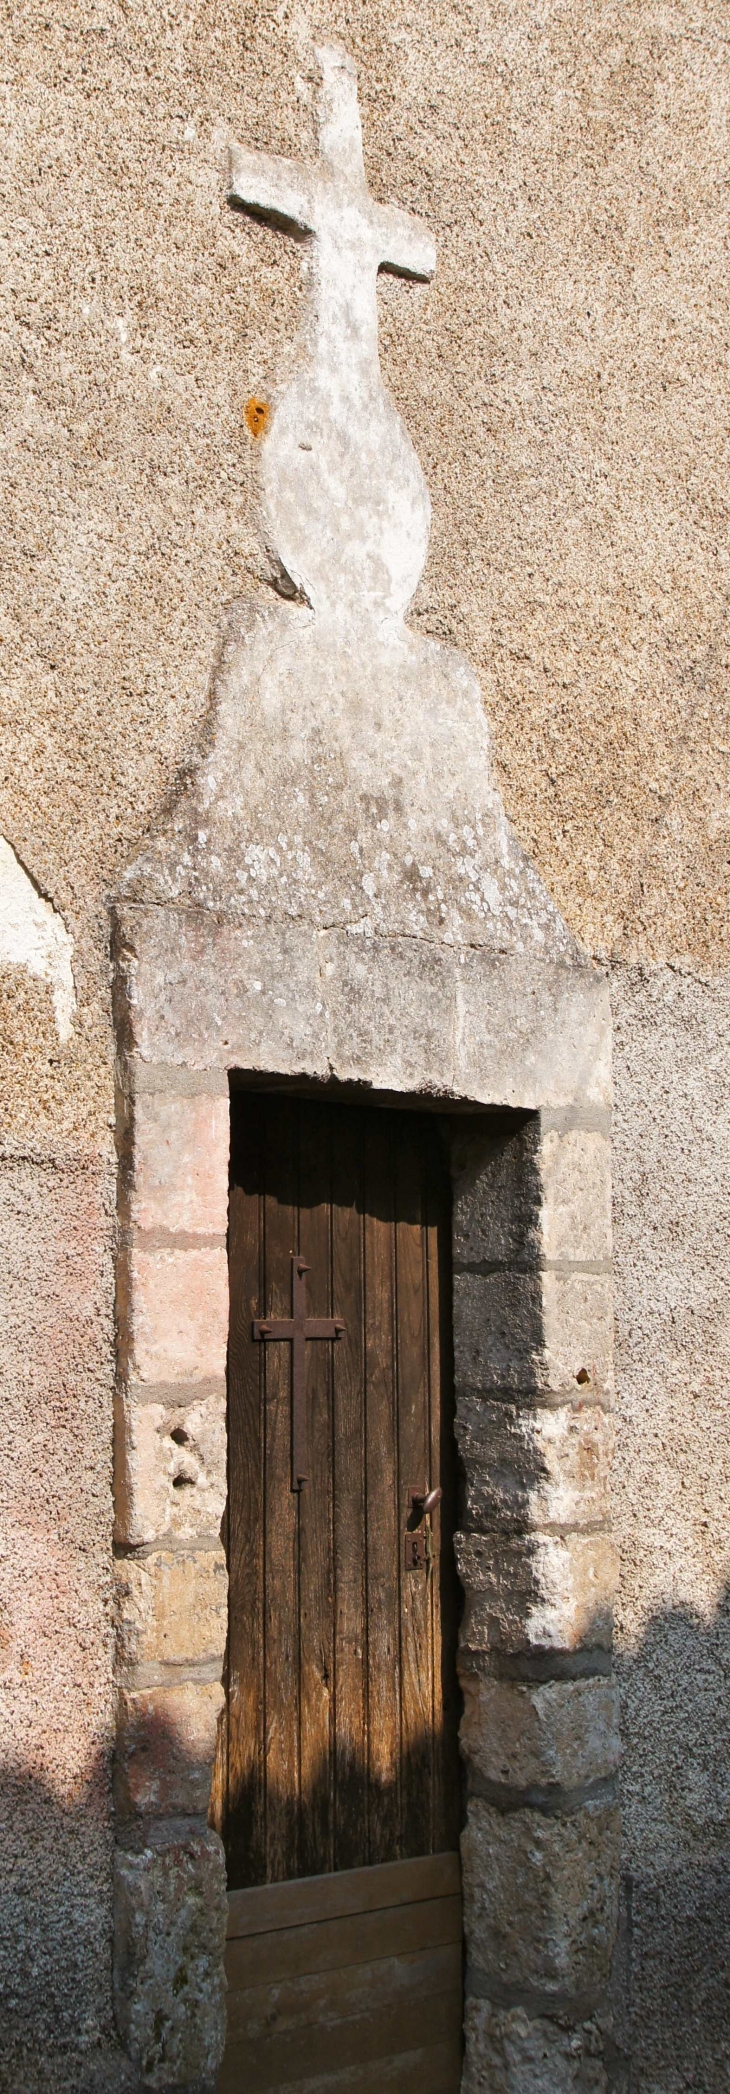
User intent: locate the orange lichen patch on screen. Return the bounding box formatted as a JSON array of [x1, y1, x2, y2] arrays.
[[245, 397, 270, 438]]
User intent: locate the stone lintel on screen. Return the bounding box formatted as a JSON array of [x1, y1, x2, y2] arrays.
[[113, 904, 610, 1116]]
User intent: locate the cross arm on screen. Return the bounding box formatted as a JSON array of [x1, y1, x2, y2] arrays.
[[252, 1318, 295, 1340], [377, 203, 436, 282], [228, 144, 316, 236]]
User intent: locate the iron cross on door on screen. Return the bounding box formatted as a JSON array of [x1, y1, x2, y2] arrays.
[[252, 1253, 345, 1490]]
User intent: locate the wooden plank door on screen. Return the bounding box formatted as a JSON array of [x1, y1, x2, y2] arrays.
[[218, 1093, 462, 2092]]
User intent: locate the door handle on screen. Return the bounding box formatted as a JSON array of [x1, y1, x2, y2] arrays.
[[408, 1484, 443, 1520], [404, 1485, 442, 1571], [419, 1485, 442, 1516]]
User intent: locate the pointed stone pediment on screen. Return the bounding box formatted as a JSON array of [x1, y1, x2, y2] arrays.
[[122, 43, 582, 995], [125, 597, 576, 966]]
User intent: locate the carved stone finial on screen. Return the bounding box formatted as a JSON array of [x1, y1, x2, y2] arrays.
[[228, 44, 436, 630]]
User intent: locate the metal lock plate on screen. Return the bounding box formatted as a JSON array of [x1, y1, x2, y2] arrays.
[[404, 1530, 428, 1572], [404, 1527, 435, 1573]]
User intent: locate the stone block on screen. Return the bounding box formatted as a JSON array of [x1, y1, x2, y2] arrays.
[[114, 1826, 227, 2090], [117, 905, 329, 1072], [454, 956, 612, 1113], [463, 2000, 608, 2093], [322, 928, 456, 1094], [114, 1387, 226, 1546], [115, 1681, 224, 1819], [454, 1272, 613, 1396], [457, 1397, 614, 1532], [460, 1675, 621, 1792], [127, 1243, 228, 1386], [131, 1089, 230, 1235], [542, 1272, 613, 1395], [462, 1795, 620, 2000], [454, 1271, 545, 1392], [114, 1545, 227, 1675], [451, 1114, 542, 1269], [539, 1128, 612, 1266], [456, 1530, 618, 1653]]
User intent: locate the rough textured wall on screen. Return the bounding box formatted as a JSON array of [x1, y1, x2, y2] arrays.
[[1, 1, 729, 2085], [612, 965, 730, 2093], [0, 1158, 127, 2091], [2, 0, 728, 1092]]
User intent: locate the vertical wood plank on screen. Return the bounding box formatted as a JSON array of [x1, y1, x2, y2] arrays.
[[363, 1113, 401, 1863], [226, 1092, 266, 1889], [426, 1129, 461, 1853], [263, 1097, 301, 1882], [331, 1109, 367, 1870], [297, 1104, 335, 1875], [396, 1118, 434, 1856]]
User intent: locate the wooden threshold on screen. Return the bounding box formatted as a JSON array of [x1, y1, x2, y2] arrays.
[[220, 1851, 463, 2094]]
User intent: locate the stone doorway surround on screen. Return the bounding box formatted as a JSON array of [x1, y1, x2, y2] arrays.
[[110, 44, 620, 2093]]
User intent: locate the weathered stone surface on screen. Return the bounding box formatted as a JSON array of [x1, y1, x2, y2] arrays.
[[124, 595, 577, 965], [322, 927, 456, 1095], [126, 1244, 228, 1387], [452, 1116, 542, 1270], [539, 1129, 612, 1267], [115, 1682, 223, 1820], [114, 1547, 227, 1676], [457, 1531, 618, 1653], [114, 1389, 226, 1547], [130, 1090, 230, 1236], [117, 899, 607, 1121], [113, 1827, 227, 2090], [455, 958, 612, 1113], [462, 1796, 621, 2000], [454, 1271, 544, 1392], [454, 1271, 613, 1396], [117, 904, 330, 1076], [460, 1675, 621, 1792], [463, 2000, 608, 2093], [457, 1397, 614, 1532], [542, 1273, 613, 1396]]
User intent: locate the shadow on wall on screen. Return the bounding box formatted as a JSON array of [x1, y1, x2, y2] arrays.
[[0, 1753, 134, 2094], [2, 1610, 730, 2089], [616, 1585, 730, 2094]]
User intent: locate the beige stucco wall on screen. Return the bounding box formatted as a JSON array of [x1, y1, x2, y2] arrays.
[[1, 4, 728, 2087]]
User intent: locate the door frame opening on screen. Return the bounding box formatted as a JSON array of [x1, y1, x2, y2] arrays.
[[113, 1056, 617, 2086]]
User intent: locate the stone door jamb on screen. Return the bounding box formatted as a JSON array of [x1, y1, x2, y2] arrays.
[[111, 1017, 619, 2092]]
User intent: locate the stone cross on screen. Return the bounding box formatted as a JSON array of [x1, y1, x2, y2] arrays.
[[228, 45, 437, 627]]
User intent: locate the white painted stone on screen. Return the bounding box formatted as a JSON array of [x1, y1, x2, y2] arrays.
[[125, 43, 582, 980], [0, 835, 75, 1041]]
